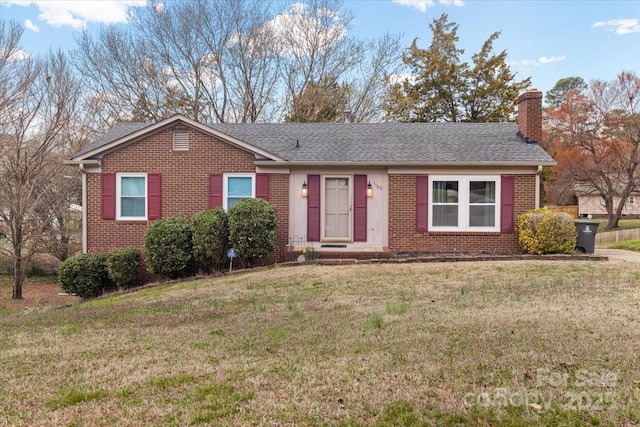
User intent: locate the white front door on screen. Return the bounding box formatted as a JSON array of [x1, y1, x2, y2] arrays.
[[323, 177, 351, 240]]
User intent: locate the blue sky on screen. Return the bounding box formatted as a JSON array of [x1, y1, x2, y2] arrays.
[[1, 0, 639, 100]]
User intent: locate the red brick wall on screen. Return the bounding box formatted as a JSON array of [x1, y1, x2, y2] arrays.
[[517, 89, 543, 143], [388, 174, 536, 254], [86, 127, 289, 260]]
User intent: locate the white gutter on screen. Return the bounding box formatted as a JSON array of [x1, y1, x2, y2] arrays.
[[80, 164, 88, 253], [64, 159, 100, 166], [535, 165, 543, 209], [256, 160, 557, 167]]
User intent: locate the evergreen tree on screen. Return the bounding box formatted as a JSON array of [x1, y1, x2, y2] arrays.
[[545, 77, 587, 108], [384, 14, 529, 123]]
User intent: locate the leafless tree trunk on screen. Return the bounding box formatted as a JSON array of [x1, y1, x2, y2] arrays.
[[1, 23, 80, 298]]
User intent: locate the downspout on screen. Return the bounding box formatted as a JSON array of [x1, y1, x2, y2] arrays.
[[80, 164, 88, 253], [535, 165, 543, 209]]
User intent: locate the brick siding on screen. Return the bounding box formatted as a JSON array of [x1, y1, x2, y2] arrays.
[[86, 127, 290, 261], [517, 90, 543, 143], [388, 174, 536, 254]]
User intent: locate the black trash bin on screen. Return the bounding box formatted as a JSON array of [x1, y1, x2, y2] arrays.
[[575, 220, 599, 253]]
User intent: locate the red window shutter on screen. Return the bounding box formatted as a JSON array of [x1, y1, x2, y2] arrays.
[[101, 173, 116, 220], [353, 175, 367, 242], [501, 176, 515, 233], [256, 173, 270, 201], [307, 175, 321, 242], [209, 174, 223, 209], [148, 173, 162, 220], [416, 175, 429, 232]]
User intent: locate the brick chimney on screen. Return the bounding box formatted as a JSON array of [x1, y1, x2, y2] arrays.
[[517, 89, 543, 143]]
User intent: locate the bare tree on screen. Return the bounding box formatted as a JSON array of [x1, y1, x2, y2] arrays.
[[546, 71, 640, 229], [0, 24, 81, 298], [274, 0, 361, 120], [74, 0, 281, 123], [72, 0, 401, 124], [0, 21, 26, 114], [74, 27, 179, 123], [344, 33, 403, 122]]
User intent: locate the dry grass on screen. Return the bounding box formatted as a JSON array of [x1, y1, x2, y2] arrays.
[[2, 261, 640, 426], [0, 275, 78, 315]]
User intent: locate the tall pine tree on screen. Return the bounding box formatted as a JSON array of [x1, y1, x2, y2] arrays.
[[384, 14, 529, 123]]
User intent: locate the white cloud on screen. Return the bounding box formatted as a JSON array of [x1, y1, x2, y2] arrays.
[[387, 72, 417, 85], [510, 56, 566, 68], [24, 18, 39, 32], [591, 18, 640, 34], [392, 0, 463, 13], [264, 2, 347, 57], [5, 1, 147, 29], [0, 48, 31, 62], [538, 56, 566, 64]]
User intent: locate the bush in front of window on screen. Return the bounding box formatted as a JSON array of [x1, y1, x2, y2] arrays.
[[58, 253, 110, 299], [106, 247, 141, 289], [144, 216, 194, 278], [517, 208, 577, 255], [192, 208, 229, 273], [228, 198, 277, 264]]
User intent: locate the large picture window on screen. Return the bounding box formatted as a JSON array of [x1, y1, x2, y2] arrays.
[[429, 176, 500, 231], [117, 173, 147, 220], [224, 174, 254, 210]]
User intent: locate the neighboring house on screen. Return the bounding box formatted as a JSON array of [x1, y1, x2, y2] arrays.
[[66, 89, 554, 260], [576, 187, 640, 218]]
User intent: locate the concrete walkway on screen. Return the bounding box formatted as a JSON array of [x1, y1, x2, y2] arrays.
[[595, 248, 640, 263]]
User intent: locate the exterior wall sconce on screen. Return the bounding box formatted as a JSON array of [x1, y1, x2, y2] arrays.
[[367, 181, 373, 198], [301, 180, 308, 197]]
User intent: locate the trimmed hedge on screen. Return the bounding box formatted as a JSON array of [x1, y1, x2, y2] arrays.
[[518, 208, 577, 255], [192, 208, 229, 273], [106, 247, 141, 289], [144, 216, 193, 278], [228, 198, 277, 263], [58, 253, 109, 299]]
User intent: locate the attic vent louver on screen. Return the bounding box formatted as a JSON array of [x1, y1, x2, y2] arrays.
[[173, 129, 189, 151]]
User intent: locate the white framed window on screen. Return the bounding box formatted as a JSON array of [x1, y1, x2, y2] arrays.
[[116, 173, 147, 220], [429, 176, 500, 232], [223, 173, 255, 210], [629, 196, 636, 204]]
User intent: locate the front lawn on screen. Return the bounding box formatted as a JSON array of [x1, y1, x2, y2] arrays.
[[594, 218, 640, 230], [2, 261, 640, 426], [600, 240, 640, 251]]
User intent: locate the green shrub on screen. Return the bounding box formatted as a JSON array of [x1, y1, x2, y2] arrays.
[[144, 216, 193, 278], [228, 198, 277, 263], [58, 253, 109, 299], [192, 208, 229, 272], [106, 247, 141, 289], [517, 208, 577, 255]]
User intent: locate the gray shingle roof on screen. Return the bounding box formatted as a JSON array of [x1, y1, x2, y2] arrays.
[[72, 120, 555, 164]]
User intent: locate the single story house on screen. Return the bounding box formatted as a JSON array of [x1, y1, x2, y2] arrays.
[[67, 89, 554, 260], [576, 185, 640, 218]]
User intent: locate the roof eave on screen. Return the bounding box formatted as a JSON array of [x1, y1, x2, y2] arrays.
[[71, 114, 286, 162], [257, 160, 557, 167], [64, 159, 100, 165]]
